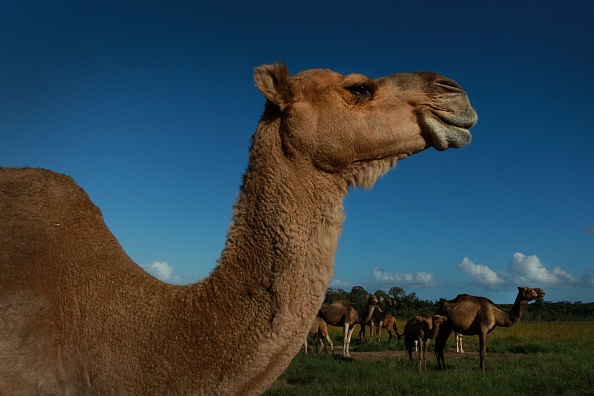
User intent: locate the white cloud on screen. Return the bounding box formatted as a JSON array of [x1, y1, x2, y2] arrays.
[[329, 278, 353, 289], [457, 253, 587, 290], [372, 267, 437, 288], [140, 261, 180, 282], [456, 257, 504, 289], [507, 253, 581, 286]]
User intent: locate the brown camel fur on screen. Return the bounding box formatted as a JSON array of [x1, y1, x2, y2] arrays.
[[435, 287, 545, 371], [304, 316, 334, 354], [380, 313, 401, 344], [404, 315, 448, 372], [318, 296, 378, 357], [0, 62, 477, 394]]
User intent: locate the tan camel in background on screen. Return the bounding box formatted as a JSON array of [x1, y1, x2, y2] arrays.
[[318, 295, 378, 357], [0, 62, 477, 395], [435, 287, 545, 371], [380, 313, 402, 344], [404, 315, 448, 372], [304, 316, 334, 354]]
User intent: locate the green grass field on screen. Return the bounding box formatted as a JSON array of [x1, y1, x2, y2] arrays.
[[264, 322, 594, 395]]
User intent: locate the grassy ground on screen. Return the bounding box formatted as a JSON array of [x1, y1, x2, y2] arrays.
[[264, 322, 594, 395]]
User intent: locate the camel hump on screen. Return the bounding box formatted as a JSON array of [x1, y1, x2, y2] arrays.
[[1, 167, 113, 272], [1, 167, 103, 221]]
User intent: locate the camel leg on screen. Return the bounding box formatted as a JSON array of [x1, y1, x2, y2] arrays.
[[358, 324, 367, 344], [345, 325, 356, 357], [417, 338, 423, 373], [434, 337, 445, 369], [377, 322, 382, 343], [325, 333, 334, 354], [478, 332, 490, 372], [434, 327, 451, 370], [314, 333, 322, 354], [387, 329, 392, 343], [342, 324, 349, 357], [303, 338, 308, 354], [405, 340, 412, 361], [423, 339, 430, 371]]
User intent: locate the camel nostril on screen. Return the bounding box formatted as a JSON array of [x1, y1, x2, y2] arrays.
[[435, 79, 464, 93]]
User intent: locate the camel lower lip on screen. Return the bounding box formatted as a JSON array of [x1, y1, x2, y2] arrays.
[[419, 110, 472, 151]]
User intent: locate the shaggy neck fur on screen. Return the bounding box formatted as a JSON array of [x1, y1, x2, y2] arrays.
[[198, 115, 348, 394]]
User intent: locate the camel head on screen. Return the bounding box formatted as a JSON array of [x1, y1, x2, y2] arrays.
[[518, 286, 546, 301], [431, 314, 448, 326], [254, 62, 477, 189], [368, 294, 380, 306]]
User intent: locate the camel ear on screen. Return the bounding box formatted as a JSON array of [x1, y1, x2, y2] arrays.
[[254, 62, 293, 111]]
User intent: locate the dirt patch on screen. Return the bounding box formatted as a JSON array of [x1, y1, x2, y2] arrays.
[[347, 349, 520, 362]]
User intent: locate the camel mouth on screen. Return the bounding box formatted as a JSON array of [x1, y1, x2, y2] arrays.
[[418, 107, 477, 151], [534, 288, 546, 298]]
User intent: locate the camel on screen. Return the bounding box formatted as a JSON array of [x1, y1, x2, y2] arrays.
[[455, 332, 464, 353], [0, 62, 477, 394], [304, 316, 334, 354], [434, 287, 545, 371], [404, 315, 448, 372], [318, 295, 378, 357], [379, 313, 401, 345], [357, 303, 380, 344], [373, 299, 397, 343], [360, 299, 397, 343]]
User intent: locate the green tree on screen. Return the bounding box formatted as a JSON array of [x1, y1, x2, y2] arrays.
[[348, 286, 370, 311], [389, 286, 405, 301], [533, 296, 545, 321], [374, 289, 390, 303], [324, 288, 347, 303]]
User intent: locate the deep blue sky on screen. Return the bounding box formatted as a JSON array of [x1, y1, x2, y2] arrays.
[[2, 1, 592, 303]]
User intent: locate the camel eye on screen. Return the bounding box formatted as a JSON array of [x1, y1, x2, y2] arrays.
[[346, 84, 374, 104], [347, 84, 372, 98]]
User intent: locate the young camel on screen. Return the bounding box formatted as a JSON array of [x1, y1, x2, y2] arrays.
[[380, 313, 401, 344], [304, 316, 334, 354], [0, 63, 477, 395], [435, 287, 545, 371], [404, 315, 448, 373], [318, 295, 378, 357]]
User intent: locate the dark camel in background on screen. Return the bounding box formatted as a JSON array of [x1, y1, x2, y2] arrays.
[[435, 287, 545, 371]]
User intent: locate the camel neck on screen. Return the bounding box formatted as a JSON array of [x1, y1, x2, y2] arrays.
[[192, 118, 348, 393], [507, 296, 529, 325], [214, 120, 347, 299]]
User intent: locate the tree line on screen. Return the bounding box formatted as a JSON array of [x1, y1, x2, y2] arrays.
[[324, 286, 594, 321]]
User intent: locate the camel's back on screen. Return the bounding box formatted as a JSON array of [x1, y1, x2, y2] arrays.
[[1, 168, 103, 286], [1, 167, 171, 392]]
